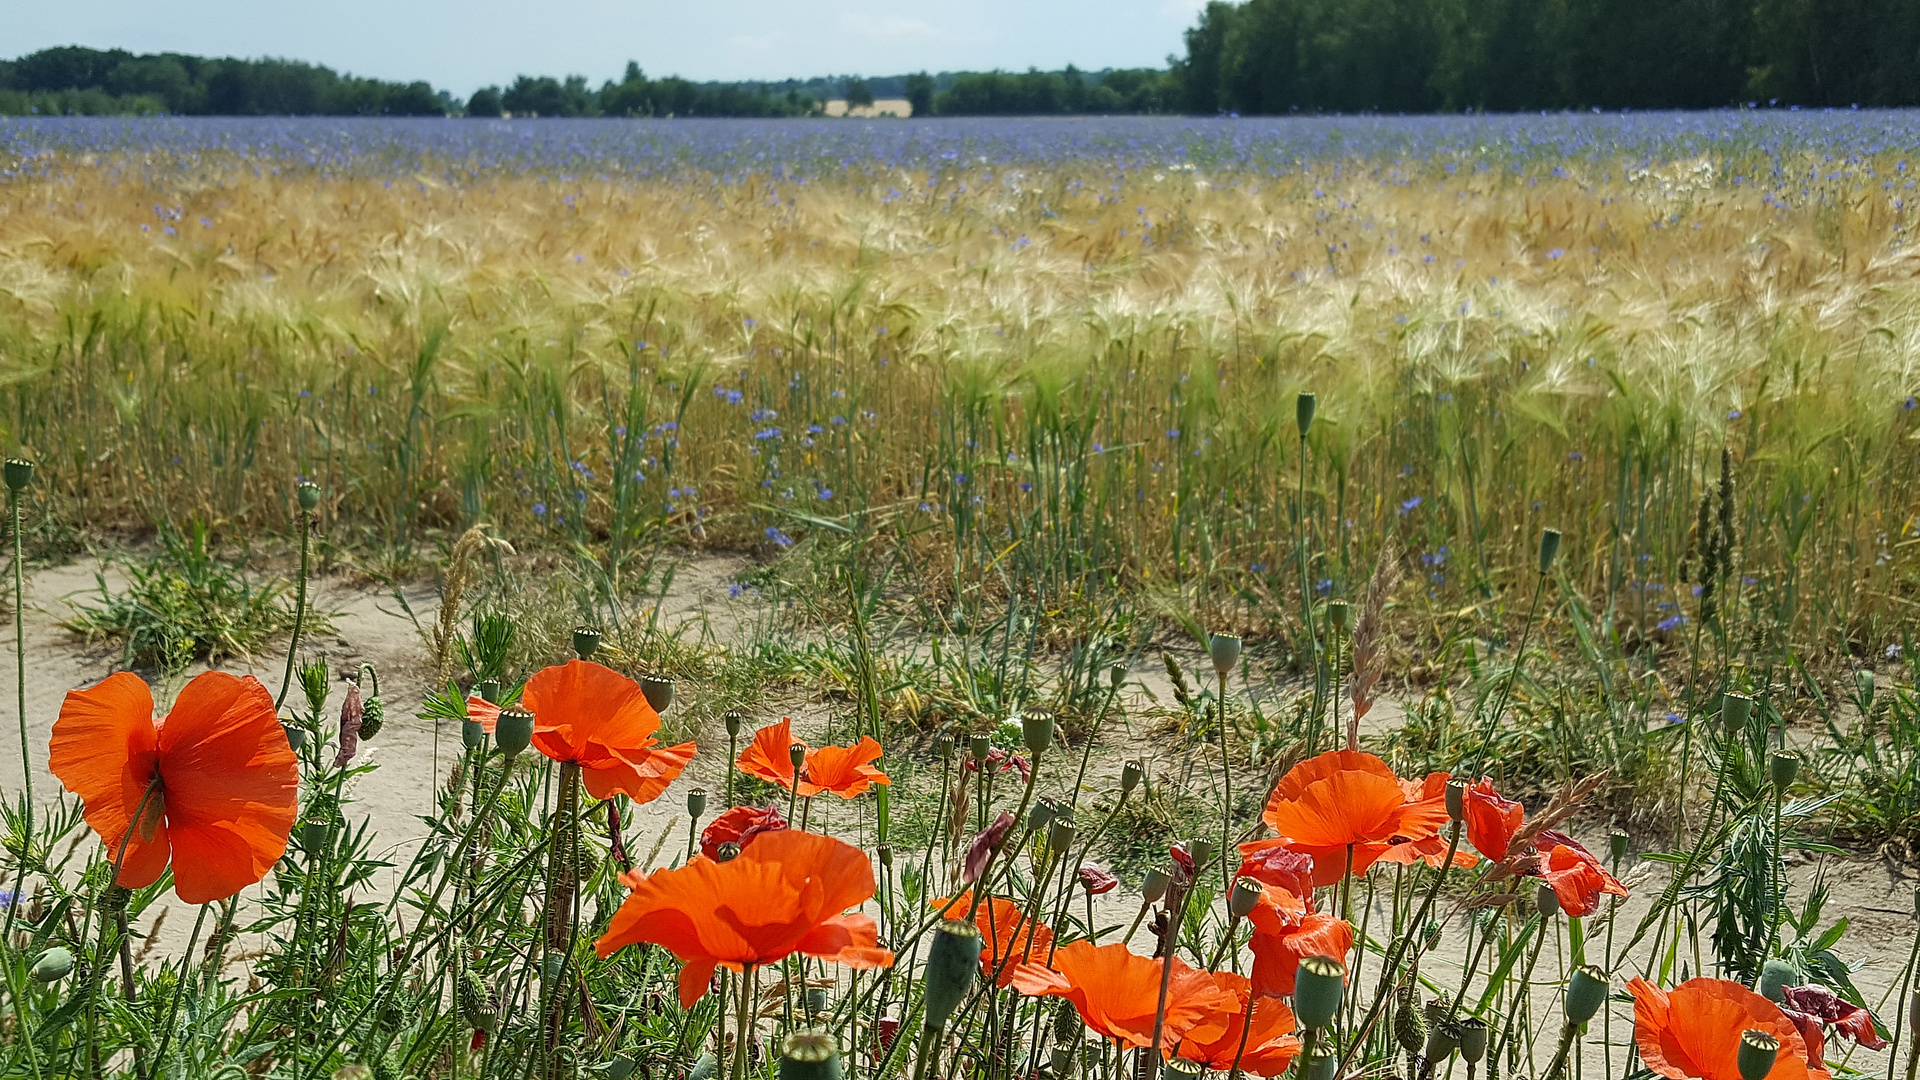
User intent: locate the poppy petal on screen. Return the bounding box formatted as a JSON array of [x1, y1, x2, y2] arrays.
[[155, 672, 297, 902], [738, 718, 802, 788], [49, 672, 169, 889]]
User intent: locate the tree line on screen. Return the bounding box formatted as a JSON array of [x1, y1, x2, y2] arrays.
[[0, 47, 447, 117]]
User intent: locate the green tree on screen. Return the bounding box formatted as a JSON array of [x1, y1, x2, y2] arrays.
[[845, 77, 875, 108], [904, 72, 934, 116], [466, 86, 503, 117]]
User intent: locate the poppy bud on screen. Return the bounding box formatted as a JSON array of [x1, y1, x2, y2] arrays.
[[1609, 830, 1629, 866], [687, 789, 707, 819], [1426, 1021, 1460, 1063], [1394, 991, 1427, 1055], [1456, 1017, 1489, 1064], [641, 675, 674, 714], [1737, 1030, 1779, 1080], [1230, 877, 1264, 918], [688, 1053, 720, 1080], [1141, 868, 1172, 904], [1110, 663, 1127, 688], [1186, 837, 1213, 868], [462, 717, 486, 751], [1565, 965, 1607, 1024], [296, 480, 321, 511], [922, 920, 982, 1032], [1422, 921, 1442, 952], [1209, 633, 1242, 675], [1769, 751, 1799, 791], [970, 733, 991, 762], [1164, 1059, 1204, 1080], [1121, 760, 1143, 795], [1538, 528, 1562, 575], [1049, 1047, 1074, 1077], [1758, 960, 1797, 1003], [1296, 392, 1317, 439], [1304, 1042, 1338, 1080], [1445, 778, 1467, 822], [571, 626, 602, 660], [1053, 998, 1082, 1044], [1048, 817, 1076, 854], [724, 710, 744, 737], [3, 458, 34, 492], [30, 946, 72, 983], [494, 706, 535, 758], [359, 695, 385, 740], [1294, 955, 1347, 1031], [1328, 600, 1352, 634], [790, 741, 808, 770], [459, 968, 495, 1031], [1022, 712, 1055, 755], [1720, 692, 1752, 734], [476, 679, 501, 704], [1536, 883, 1561, 918], [1858, 669, 1877, 710], [282, 722, 307, 752], [606, 1055, 637, 1080]]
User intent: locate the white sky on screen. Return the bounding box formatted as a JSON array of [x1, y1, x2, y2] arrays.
[[3, 0, 1209, 97]]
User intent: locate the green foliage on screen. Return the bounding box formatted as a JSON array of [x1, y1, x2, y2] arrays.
[[933, 66, 1176, 116], [0, 46, 445, 116], [844, 78, 876, 110]]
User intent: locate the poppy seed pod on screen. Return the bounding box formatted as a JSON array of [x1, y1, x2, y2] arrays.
[[724, 710, 744, 737], [1538, 528, 1562, 575], [296, 480, 321, 511], [1565, 965, 1608, 1024], [1536, 882, 1562, 918], [715, 842, 741, 862], [1030, 801, 1058, 836], [1109, 662, 1127, 689], [936, 733, 953, 760], [1425, 1021, 1460, 1062], [1758, 960, 1797, 1003], [686, 789, 707, 819], [805, 987, 829, 1015], [1737, 1030, 1780, 1080], [1022, 711, 1055, 755], [1230, 877, 1264, 918], [461, 717, 486, 751], [922, 920, 982, 1032], [475, 679, 501, 704], [1049, 1047, 1075, 1077], [1120, 760, 1143, 795], [1186, 836, 1214, 868], [1858, 669, 1877, 710], [789, 741, 808, 770], [877, 844, 893, 867], [1769, 750, 1799, 791], [1209, 633, 1242, 675], [1909, 988, 1920, 1036], [3, 458, 34, 492], [1445, 778, 1467, 822], [1141, 867, 1172, 904], [970, 733, 991, 762], [494, 706, 535, 758], [1721, 692, 1753, 734], [1456, 1017, 1490, 1064], [1296, 392, 1317, 439], [1304, 1042, 1338, 1080], [606, 1055, 638, 1080], [300, 819, 334, 857], [1048, 817, 1076, 854], [571, 626, 602, 661], [282, 722, 307, 752], [1609, 829, 1630, 866], [1163, 1059, 1205, 1080], [1328, 600, 1353, 634], [641, 675, 674, 714], [1294, 955, 1347, 1031], [30, 946, 73, 983], [543, 950, 566, 982]]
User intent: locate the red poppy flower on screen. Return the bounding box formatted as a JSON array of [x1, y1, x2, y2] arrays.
[[1779, 983, 1886, 1064], [1541, 843, 1628, 916], [1630, 977, 1830, 1080], [1463, 780, 1524, 862], [1247, 898, 1353, 998], [1177, 971, 1303, 1076], [1009, 939, 1237, 1050], [736, 718, 890, 798], [699, 804, 787, 860], [51, 671, 297, 904], [1253, 750, 1451, 887], [936, 892, 1054, 987], [520, 661, 695, 803], [595, 828, 893, 1007]]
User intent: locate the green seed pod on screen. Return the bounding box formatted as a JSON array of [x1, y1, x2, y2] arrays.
[[1457, 1017, 1490, 1064], [358, 695, 385, 740], [3, 458, 35, 492], [687, 1052, 720, 1080], [1163, 1059, 1205, 1080], [296, 480, 321, 511], [606, 1054, 638, 1080], [1030, 802, 1058, 836], [1209, 633, 1243, 675], [779, 1030, 842, 1080], [724, 710, 744, 738], [1022, 711, 1055, 755], [1445, 778, 1467, 822], [715, 842, 741, 862], [462, 718, 486, 751], [641, 675, 674, 714], [1565, 965, 1608, 1024], [1328, 600, 1352, 634], [1758, 960, 1798, 1003], [1769, 751, 1799, 791], [283, 722, 308, 752], [877, 844, 893, 867], [1304, 1042, 1338, 1080], [1109, 663, 1127, 689], [1537, 882, 1562, 918], [1047, 816, 1076, 855], [805, 987, 829, 1015], [30, 946, 73, 983], [475, 679, 501, 704], [1538, 528, 1563, 575], [494, 706, 535, 758], [1737, 1030, 1780, 1080], [1186, 837, 1214, 868], [1609, 830, 1630, 866], [1230, 877, 1265, 919], [970, 733, 991, 762], [922, 920, 982, 1032], [1427, 1021, 1461, 1063], [1721, 693, 1753, 734], [687, 788, 708, 819], [1053, 998, 1082, 1044], [1294, 956, 1347, 1031], [300, 819, 334, 857], [936, 733, 953, 760], [1141, 867, 1172, 904], [1394, 991, 1428, 1055], [1296, 392, 1317, 439], [1909, 989, 1920, 1037], [1121, 760, 1143, 795], [571, 626, 602, 660]]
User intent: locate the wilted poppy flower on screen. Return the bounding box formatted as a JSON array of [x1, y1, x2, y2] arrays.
[[963, 811, 1016, 884], [1630, 977, 1829, 1080], [963, 746, 1031, 782], [51, 671, 297, 904], [1541, 842, 1628, 916], [1078, 866, 1119, 895], [1247, 892, 1352, 997], [1009, 939, 1236, 1050], [699, 804, 787, 860], [1178, 971, 1302, 1075], [1463, 779, 1524, 862], [935, 892, 1053, 987], [595, 829, 893, 1006], [737, 718, 890, 798], [1236, 846, 1315, 900], [1249, 750, 1452, 887], [1779, 983, 1885, 1064], [487, 661, 696, 803]]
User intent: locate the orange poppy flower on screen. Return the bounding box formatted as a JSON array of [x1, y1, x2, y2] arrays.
[[1247, 893, 1353, 997], [1009, 939, 1237, 1051], [1253, 750, 1452, 887], [933, 892, 1054, 987], [699, 804, 788, 860], [511, 661, 696, 804], [594, 828, 893, 1006], [736, 718, 890, 799], [1629, 977, 1830, 1080], [1541, 842, 1628, 916], [1463, 779, 1524, 862], [1177, 971, 1303, 1076], [50, 671, 297, 904]]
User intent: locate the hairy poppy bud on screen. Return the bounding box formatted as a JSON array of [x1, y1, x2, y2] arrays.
[[475, 679, 501, 704], [1022, 712, 1055, 755], [1758, 960, 1797, 1003], [3, 458, 34, 493], [1141, 867, 1172, 904], [1296, 392, 1317, 439], [1422, 920, 1442, 952], [296, 480, 320, 511], [1230, 877, 1264, 918], [30, 946, 72, 983], [571, 626, 602, 660], [1209, 633, 1242, 675], [1053, 998, 1082, 1044], [922, 920, 982, 1032], [1737, 1030, 1779, 1080], [1328, 600, 1352, 634], [459, 968, 495, 1031], [724, 710, 744, 737], [1304, 1042, 1338, 1080], [1565, 965, 1608, 1024], [1457, 1017, 1489, 1063], [1769, 751, 1799, 791], [1395, 991, 1427, 1055], [359, 694, 385, 741], [1294, 956, 1346, 1031], [494, 706, 534, 758], [1720, 692, 1752, 734], [1121, 760, 1143, 795], [641, 675, 674, 714], [1446, 778, 1467, 822], [687, 789, 707, 819], [1539, 528, 1562, 575]]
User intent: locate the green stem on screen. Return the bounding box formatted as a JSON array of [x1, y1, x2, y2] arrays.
[[276, 508, 313, 710], [1468, 573, 1548, 779], [144, 902, 211, 1080], [1336, 821, 1463, 1077]]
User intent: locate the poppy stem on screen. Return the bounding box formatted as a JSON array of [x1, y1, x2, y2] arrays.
[[144, 901, 210, 1080], [275, 503, 314, 711], [1466, 571, 1548, 780], [9, 480, 27, 838], [732, 965, 755, 1080], [1337, 821, 1462, 1078], [1145, 879, 1191, 1080], [1225, 984, 1259, 1080]]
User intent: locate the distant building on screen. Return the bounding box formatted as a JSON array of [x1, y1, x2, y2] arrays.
[[823, 98, 912, 118]]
